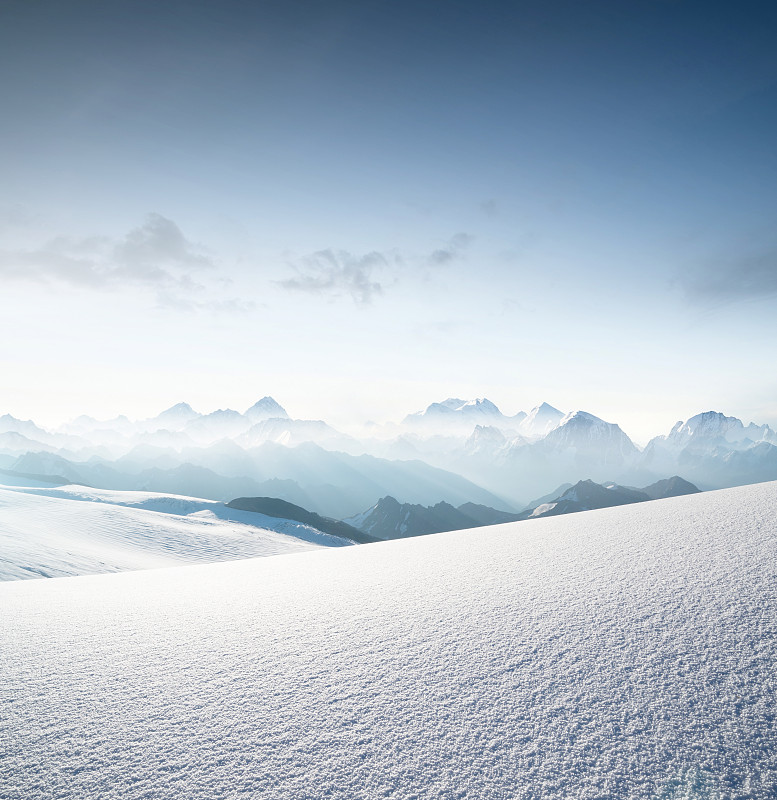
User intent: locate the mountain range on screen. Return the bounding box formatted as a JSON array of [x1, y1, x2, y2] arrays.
[[4, 440, 510, 520], [522, 475, 699, 519], [1, 397, 775, 512], [343, 476, 700, 539], [343, 496, 521, 539]]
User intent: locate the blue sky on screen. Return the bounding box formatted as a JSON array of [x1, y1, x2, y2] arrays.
[[1, 0, 776, 441]]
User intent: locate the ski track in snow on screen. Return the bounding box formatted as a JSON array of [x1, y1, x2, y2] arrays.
[[1, 482, 776, 798], [0, 483, 349, 581]]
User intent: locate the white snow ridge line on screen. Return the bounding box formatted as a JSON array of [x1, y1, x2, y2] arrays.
[[0, 483, 350, 581], [1, 481, 776, 799]]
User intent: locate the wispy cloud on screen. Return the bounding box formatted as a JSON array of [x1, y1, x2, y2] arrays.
[[0, 214, 225, 305], [683, 248, 777, 306], [279, 248, 394, 304], [428, 232, 474, 266], [114, 213, 214, 276], [278, 233, 475, 303]]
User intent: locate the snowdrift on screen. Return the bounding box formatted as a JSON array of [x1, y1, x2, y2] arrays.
[[0, 483, 350, 580], [1, 481, 776, 798]]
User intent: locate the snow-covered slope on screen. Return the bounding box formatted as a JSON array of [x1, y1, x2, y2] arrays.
[[0, 483, 351, 581], [2, 482, 775, 798]]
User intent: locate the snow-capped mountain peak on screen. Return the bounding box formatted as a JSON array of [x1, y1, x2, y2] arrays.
[[667, 411, 777, 447], [542, 410, 640, 462], [517, 402, 564, 438], [671, 411, 742, 442], [244, 397, 289, 422], [463, 424, 517, 456], [414, 397, 503, 418], [641, 411, 777, 489], [0, 414, 51, 438], [557, 409, 598, 426], [458, 398, 501, 415], [149, 402, 201, 431], [550, 410, 621, 438], [401, 397, 509, 436], [436, 398, 467, 411], [159, 402, 197, 417]]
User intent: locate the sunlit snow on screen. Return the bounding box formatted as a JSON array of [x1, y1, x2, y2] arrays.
[[0, 482, 350, 580], [1, 482, 775, 798]]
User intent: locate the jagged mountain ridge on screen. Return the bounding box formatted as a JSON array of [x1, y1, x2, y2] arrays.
[[346, 475, 702, 538], [667, 411, 777, 447], [429, 408, 644, 501], [1, 399, 776, 510], [525, 480, 652, 518], [641, 411, 777, 490], [344, 496, 523, 540], [402, 397, 525, 436], [524, 476, 701, 520]]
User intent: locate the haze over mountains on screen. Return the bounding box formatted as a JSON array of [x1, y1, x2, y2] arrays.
[[1, 397, 776, 516], [344, 476, 701, 540], [0, 470, 702, 579]]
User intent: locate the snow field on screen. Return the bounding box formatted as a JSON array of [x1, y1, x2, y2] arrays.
[[0, 482, 350, 580], [1, 481, 775, 799]]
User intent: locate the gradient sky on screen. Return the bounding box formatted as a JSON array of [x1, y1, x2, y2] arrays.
[[1, 0, 776, 443]]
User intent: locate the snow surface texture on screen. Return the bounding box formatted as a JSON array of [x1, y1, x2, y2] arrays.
[[1, 482, 776, 799], [0, 482, 349, 581]]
